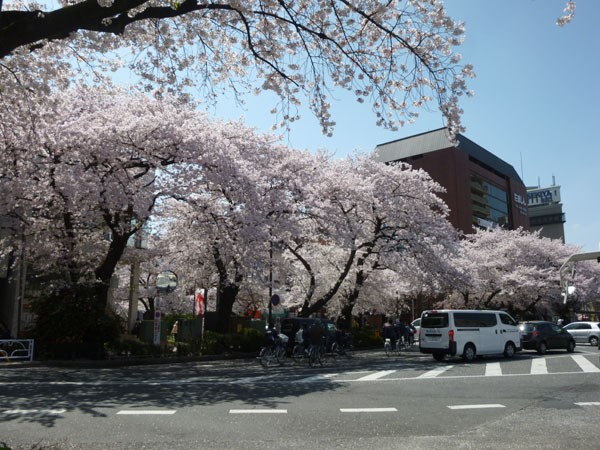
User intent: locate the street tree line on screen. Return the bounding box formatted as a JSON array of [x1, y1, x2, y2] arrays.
[[0, 0, 585, 348], [1, 86, 597, 346]]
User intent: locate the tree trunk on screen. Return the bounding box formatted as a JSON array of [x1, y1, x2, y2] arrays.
[[216, 281, 239, 333]]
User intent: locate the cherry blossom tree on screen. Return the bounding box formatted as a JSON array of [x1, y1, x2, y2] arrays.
[[278, 156, 460, 321], [151, 130, 320, 331], [1, 0, 474, 134], [443, 227, 596, 320], [0, 84, 297, 343], [152, 147, 461, 331]]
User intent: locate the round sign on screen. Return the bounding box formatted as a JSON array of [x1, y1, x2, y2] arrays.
[[271, 294, 281, 306], [156, 270, 177, 293]]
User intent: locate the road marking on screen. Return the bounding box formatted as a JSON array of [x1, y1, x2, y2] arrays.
[[530, 358, 548, 374], [418, 366, 453, 378], [447, 404, 505, 410], [229, 409, 287, 414], [117, 410, 176, 415], [575, 402, 600, 406], [3, 409, 66, 415], [485, 362, 502, 376], [357, 370, 396, 381], [571, 355, 600, 373], [233, 375, 274, 384], [298, 373, 338, 383], [340, 408, 397, 413]]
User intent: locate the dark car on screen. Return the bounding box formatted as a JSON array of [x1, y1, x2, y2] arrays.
[[519, 321, 576, 354]]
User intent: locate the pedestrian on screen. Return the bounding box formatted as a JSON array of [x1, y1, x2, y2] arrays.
[[132, 320, 141, 337], [382, 320, 398, 349], [171, 320, 179, 341], [408, 323, 417, 345]]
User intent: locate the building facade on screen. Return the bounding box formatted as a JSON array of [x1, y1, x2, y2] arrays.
[[373, 128, 530, 235], [527, 184, 566, 242]]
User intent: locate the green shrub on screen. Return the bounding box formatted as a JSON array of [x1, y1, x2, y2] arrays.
[[104, 336, 163, 358], [351, 328, 381, 349], [31, 282, 123, 359], [199, 329, 264, 355]]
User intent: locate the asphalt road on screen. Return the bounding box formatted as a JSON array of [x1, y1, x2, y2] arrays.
[[1, 346, 599, 450]]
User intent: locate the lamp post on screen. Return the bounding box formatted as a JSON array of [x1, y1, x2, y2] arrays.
[[268, 240, 273, 329]]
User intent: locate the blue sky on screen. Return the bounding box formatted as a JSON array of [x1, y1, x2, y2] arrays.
[[210, 0, 599, 252]]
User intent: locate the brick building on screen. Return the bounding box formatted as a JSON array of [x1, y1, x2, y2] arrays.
[[373, 128, 529, 234]]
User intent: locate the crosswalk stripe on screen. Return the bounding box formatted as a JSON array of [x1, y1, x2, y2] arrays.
[[485, 362, 502, 376], [340, 408, 397, 413], [571, 355, 600, 373], [357, 370, 396, 381], [575, 402, 600, 406], [418, 366, 453, 378], [448, 404, 505, 410], [3, 409, 66, 415], [530, 358, 548, 374], [229, 409, 287, 414]]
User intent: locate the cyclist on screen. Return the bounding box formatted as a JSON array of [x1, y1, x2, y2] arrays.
[[308, 320, 326, 348], [306, 320, 327, 366], [382, 319, 398, 351]]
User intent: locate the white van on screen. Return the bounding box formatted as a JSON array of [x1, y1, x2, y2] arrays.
[[419, 309, 521, 361]]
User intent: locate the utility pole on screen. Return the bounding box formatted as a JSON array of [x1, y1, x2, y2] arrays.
[[268, 240, 273, 328], [127, 260, 140, 333]]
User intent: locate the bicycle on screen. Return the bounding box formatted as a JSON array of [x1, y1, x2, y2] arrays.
[[330, 332, 353, 358], [307, 342, 324, 367], [291, 342, 309, 365], [384, 338, 401, 356], [307, 336, 329, 368], [258, 330, 288, 368]]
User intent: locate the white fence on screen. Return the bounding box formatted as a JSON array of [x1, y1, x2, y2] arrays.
[[0, 339, 34, 362]]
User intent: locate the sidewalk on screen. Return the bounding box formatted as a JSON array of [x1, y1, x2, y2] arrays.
[[0, 347, 389, 369]]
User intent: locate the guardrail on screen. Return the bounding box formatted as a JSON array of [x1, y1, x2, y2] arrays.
[[0, 339, 34, 362]]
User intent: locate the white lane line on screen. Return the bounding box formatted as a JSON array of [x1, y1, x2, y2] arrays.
[[229, 409, 287, 414], [298, 373, 338, 383], [418, 366, 453, 378], [530, 358, 548, 375], [357, 370, 396, 381], [340, 408, 397, 413], [571, 355, 600, 373], [575, 402, 600, 406], [485, 362, 502, 377], [117, 410, 176, 415], [3, 409, 66, 415], [233, 375, 274, 384], [447, 404, 505, 410]]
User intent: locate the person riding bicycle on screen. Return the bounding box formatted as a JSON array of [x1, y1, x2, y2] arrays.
[[264, 324, 282, 348], [382, 320, 398, 349], [308, 320, 326, 349]]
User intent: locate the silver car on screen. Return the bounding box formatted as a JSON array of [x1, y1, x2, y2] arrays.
[[562, 321, 600, 346]]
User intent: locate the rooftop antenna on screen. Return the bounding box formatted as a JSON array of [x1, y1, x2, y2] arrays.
[[552, 174, 556, 186]]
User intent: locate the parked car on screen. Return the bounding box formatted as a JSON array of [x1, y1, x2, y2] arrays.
[[562, 321, 600, 346], [519, 321, 576, 354]]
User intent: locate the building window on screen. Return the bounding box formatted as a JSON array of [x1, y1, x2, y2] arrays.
[[471, 175, 509, 228], [530, 213, 566, 226]]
